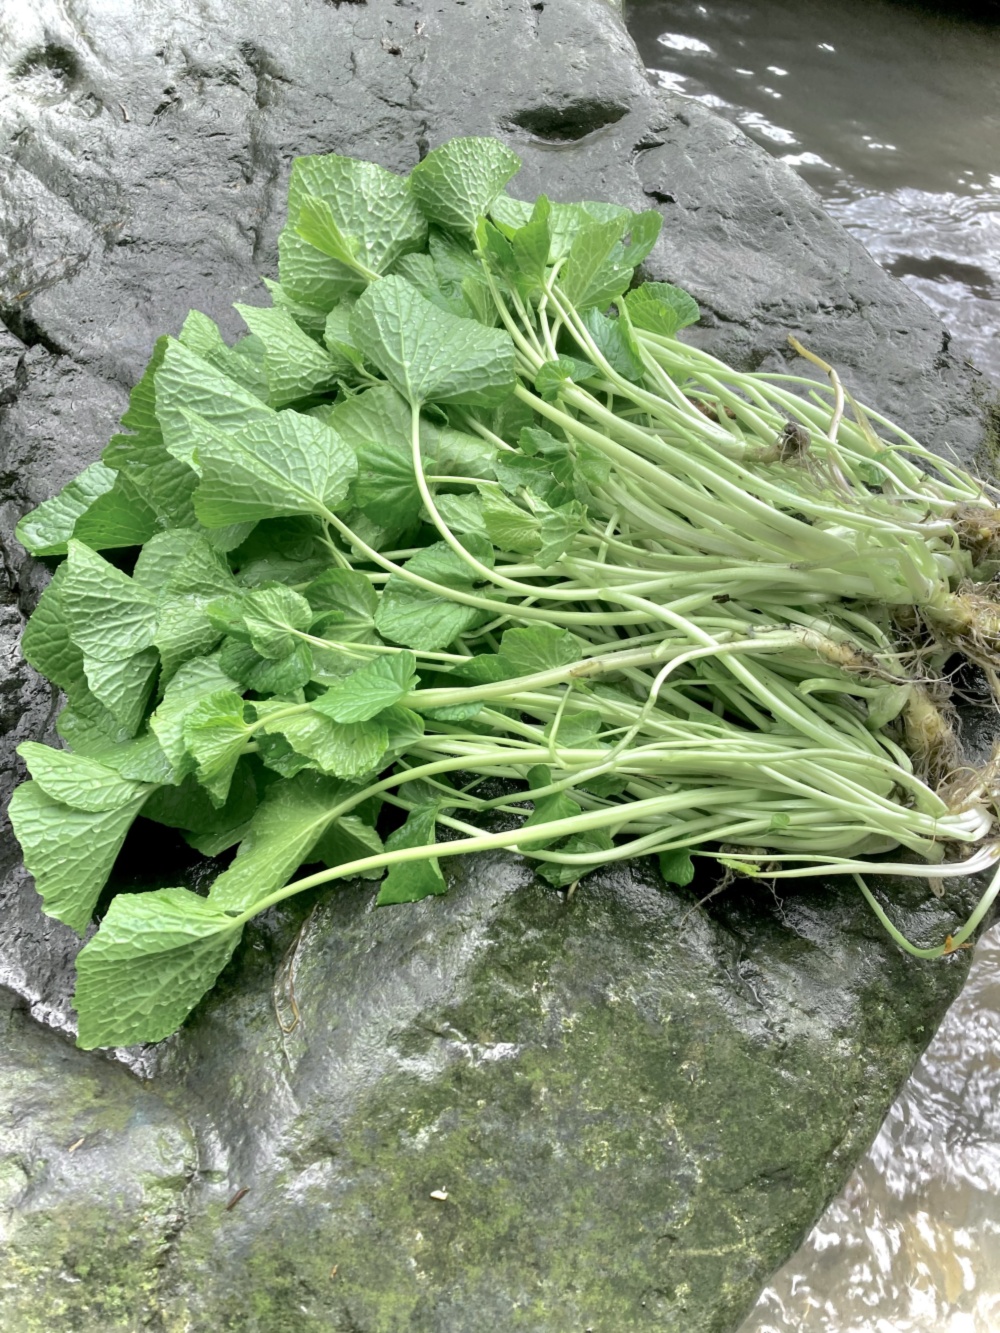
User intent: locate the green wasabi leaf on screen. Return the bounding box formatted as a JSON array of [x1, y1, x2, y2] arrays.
[[537, 499, 588, 567], [280, 152, 426, 308], [333, 384, 495, 540], [9, 781, 150, 935], [536, 830, 614, 887], [312, 814, 384, 880], [508, 195, 552, 294], [479, 487, 541, 554], [427, 229, 484, 301], [185, 819, 254, 858], [262, 277, 329, 338], [70, 471, 160, 552], [289, 154, 428, 271], [142, 762, 257, 835], [658, 847, 696, 887], [376, 803, 447, 904], [83, 649, 160, 736], [410, 136, 521, 237], [624, 282, 700, 336], [179, 309, 269, 399], [219, 638, 315, 694], [523, 764, 582, 831], [560, 216, 632, 311], [422, 701, 485, 721], [182, 690, 251, 805], [154, 338, 273, 469], [580, 773, 629, 798], [520, 426, 610, 502], [230, 516, 329, 589], [66, 728, 176, 786], [295, 193, 374, 277], [375, 536, 496, 650], [149, 654, 240, 777], [99, 337, 198, 528], [17, 742, 152, 813], [74, 888, 243, 1048], [21, 563, 91, 700], [134, 527, 236, 602], [534, 356, 600, 401], [238, 586, 314, 659], [62, 541, 159, 661], [234, 304, 339, 408], [393, 250, 471, 318], [490, 452, 561, 503], [258, 706, 389, 780], [305, 569, 379, 642], [547, 709, 604, 747], [208, 770, 346, 913], [380, 704, 426, 760], [621, 210, 663, 267], [190, 410, 357, 526], [313, 651, 418, 723], [15, 460, 119, 557], [434, 492, 487, 537], [57, 542, 161, 733], [448, 654, 513, 685], [579, 308, 644, 382], [498, 625, 585, 675], [491, 196, 631, 263], [351, 276, 516, 408], [152, 597, 225, 685]]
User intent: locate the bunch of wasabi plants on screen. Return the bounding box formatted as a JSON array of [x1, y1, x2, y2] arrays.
[[12, 136, 1000, 1049]]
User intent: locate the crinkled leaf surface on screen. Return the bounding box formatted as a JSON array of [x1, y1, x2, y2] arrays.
[[410, 136, 521, 236], [498, 625, 586, 675], [375, 536, 496, 650], [9, 781, 151, 935], [15, 460, 118, 557], [207, 771, 345, 913], [102, 336, 200, 528], [258, 706, 389, 780], [150, 654, 239, 776], [191, 409, 356, 526], [154, 338, 272, 469], [376, 803, 447, 905], [62, 541, 158, 661], [74, 888, 243, 1048], [313, 651, 418, 723], [179, 309, 269, 399], [17, 742, 152, 813], [624, 282, 701, 336], [351, 276, 516, 408], [312, 814, 384, 880], [71, 471, 160, 552], [182, 691, 251, 805], [305, 569, 379, 643], [235, 304, 339, 408]]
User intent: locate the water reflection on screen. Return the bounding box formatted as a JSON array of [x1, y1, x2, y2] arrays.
[[629, 0, 1000, 383], [627, 2, 1000, 1327], [744, 928, 1000, 1332]]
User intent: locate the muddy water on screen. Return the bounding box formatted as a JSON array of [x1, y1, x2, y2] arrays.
[[627, 3, 1000, 1328], [628, 0, 1000, 383]]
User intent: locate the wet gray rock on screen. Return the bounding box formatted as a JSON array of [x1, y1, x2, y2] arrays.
[[0, 0, 993, 1328], [0, 985, 197, 1332]]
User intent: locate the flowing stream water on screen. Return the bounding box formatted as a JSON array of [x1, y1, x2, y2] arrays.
[[626, 3, 1000, 1329]]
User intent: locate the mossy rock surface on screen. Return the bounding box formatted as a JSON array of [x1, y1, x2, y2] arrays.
[[143, 856, 982, 1330], [0, 0, 993, 1328]]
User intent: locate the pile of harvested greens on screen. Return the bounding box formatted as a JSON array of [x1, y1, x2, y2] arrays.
[[11, 136, 1000, 1049]]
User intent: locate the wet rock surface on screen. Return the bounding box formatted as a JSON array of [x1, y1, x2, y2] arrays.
[[0, 0, 992, 1328]]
